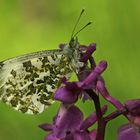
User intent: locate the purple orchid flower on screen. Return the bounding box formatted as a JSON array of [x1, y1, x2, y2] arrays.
[[39, 104, 107, 140], [39, 41, 140, 140], [52, 43, 127, 140]]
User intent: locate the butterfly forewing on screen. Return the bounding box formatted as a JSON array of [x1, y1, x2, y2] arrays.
[[0, 50, 72, 114]]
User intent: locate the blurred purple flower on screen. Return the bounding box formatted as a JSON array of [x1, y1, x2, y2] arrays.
[[39, 104, 107, 140], [39, 41, 135, 140]]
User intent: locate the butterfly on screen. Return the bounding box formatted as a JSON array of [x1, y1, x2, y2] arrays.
[[0, 9, 92, 114]]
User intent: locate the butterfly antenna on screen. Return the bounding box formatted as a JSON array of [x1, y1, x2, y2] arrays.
[[73, 21, 92, 38], [71, 9, 85, 39]]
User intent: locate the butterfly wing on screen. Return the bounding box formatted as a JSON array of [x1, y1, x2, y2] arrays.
[[0, 50, 72, 114]]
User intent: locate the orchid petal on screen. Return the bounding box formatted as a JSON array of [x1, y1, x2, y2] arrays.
[[39, 123, 53, 131], [125, 99, 140, 116], [54, 87, 78, 104], [96, 78, 124, 110], [80, 43, 96, 63], [117, 124, 140, 140], [54, 105, 83, 138], [77, 61, 107, 89]]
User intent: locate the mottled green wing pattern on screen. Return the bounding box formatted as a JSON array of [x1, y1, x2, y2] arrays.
[[0, 50, 72, 114]]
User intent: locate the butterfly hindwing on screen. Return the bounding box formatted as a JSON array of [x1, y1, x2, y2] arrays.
[[0, 50, 72, 114]]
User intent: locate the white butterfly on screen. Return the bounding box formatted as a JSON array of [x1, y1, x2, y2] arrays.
[[0, 9, 91, 114]]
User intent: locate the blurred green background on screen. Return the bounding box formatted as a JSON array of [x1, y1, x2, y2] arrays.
[[0, 0, 140, 139]]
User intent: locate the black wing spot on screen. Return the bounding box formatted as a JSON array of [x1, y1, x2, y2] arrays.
[[36, 79, 44, 84], [20, 107, 28, 113], [10, 98, 18, 107], [28, 83, 36, 94], [23, 60, 32, 67], [10, 70, 17, 77], [40, 94, 51, 105], [0, 62, 4, 69], [23, 60, 34, 72]]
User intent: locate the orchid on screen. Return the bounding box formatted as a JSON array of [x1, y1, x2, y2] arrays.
[[39, 43, 140, 140], [39, 104, 105, 140]]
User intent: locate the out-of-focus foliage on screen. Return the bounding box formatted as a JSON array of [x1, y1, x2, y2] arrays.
[[0, 0, 140, 139]]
